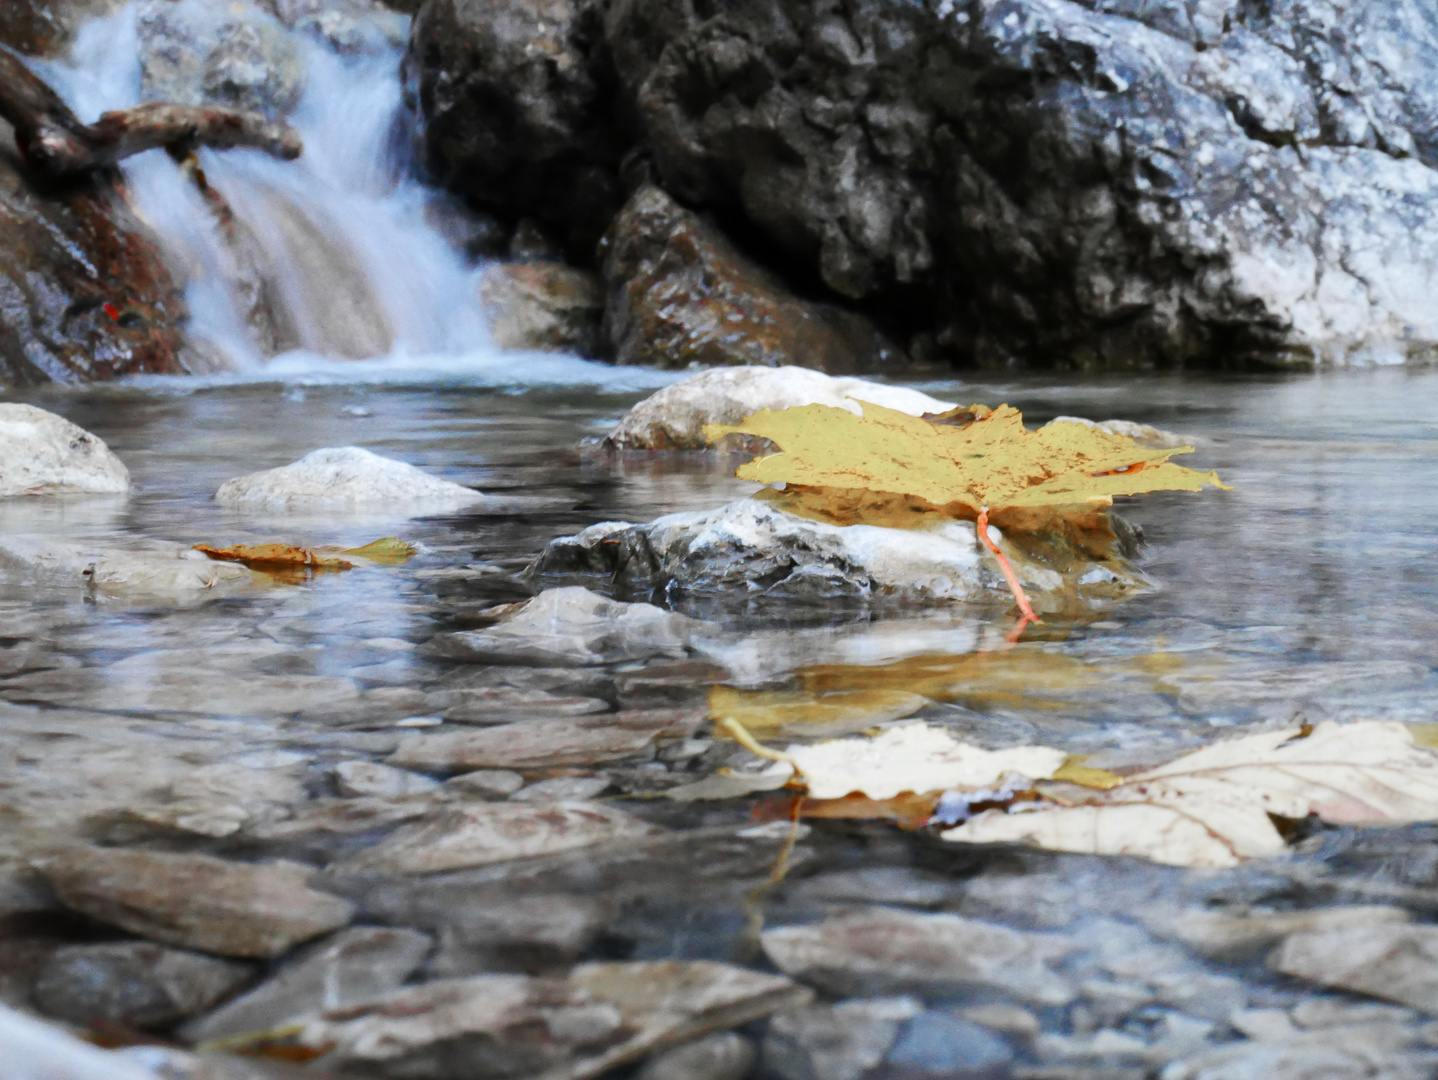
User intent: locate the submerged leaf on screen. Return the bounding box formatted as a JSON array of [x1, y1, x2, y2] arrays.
[[708, 684, 929, 738], [194, 543, 353, 572], [783, 721, 1067, 801], [945, 721, 1438, 867], [705, 400, 1228, 522], [342, 537, 417, 564]]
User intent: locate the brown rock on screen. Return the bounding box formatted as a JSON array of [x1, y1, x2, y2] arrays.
[[341, 802, 658, 874], [601, 185, 897, 374], [0, 136, 187, 386], [390, 709, 701, 773], [479, 261, 604, 356], [0, 0, 123, 56], [44, 848, 354, 959]]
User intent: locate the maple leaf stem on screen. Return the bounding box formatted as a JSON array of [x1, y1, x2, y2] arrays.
[[976, 507, 1041, 626]]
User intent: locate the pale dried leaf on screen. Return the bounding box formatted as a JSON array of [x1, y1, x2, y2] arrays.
[[785, 721, 1067, 801]]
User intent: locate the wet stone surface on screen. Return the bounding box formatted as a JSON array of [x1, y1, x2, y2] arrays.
[[0, 373, 1437, 1078]]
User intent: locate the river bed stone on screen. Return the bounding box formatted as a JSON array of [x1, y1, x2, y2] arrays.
[[42, 848, 354, 959], [214, 446, 495, 513], [0, 404, 131, 496], [33, 941, 252, 1028]]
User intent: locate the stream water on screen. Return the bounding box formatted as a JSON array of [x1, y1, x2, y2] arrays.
[[5, 1, 1438, 1075]]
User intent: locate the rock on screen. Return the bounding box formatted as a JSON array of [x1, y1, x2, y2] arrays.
[[479, 261, 605, 357], [424, 893, 612, 976], [214, 446, 492, 512], [511, 776, 612, 803], [0, 405, 129, 496], [0, 1002, 159, 1080], [340, 802, 658, 874], [874, 1011, 1013, 1080], [43, 848, 354, 959], [437, 685, 610, 725], [389, 709, 699, 772], [333, 761, 441, 799], [426, 587, 699, 667], [602, 185, 899, 373], [1269, 922, 1438, 1014], [0, 135, 186, 386], [443, 769, 527, 799], [602, 366, 955, 450], [763, 997, 922, 1080], [761, 908, 1076, 1006], [261, 0, 407, 55], [407, 0, 625, 258], [0, 538, 257, 598], [1144, 904, 1413, 961], [180, 926, 431, 1044], [532, 499, 998, 600], [33, 941, 251, 1029], [138, 3, 305, 119], [1161, 1040, 1425, 1080], [298, 961, 808, 1080], [0, 0, 125, 55], [635, 1033, 756, 1080], [786, 868, 956, 911]]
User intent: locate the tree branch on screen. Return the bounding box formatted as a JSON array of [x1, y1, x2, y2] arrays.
[[0, 47, 302, 178]]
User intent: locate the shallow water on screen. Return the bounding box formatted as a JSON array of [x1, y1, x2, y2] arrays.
[[3, 367, 1438, 1073]]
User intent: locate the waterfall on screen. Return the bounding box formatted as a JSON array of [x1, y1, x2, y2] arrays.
[[37, 0, 674, 391]]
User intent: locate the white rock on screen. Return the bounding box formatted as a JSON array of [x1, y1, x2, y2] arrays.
[[0, 404, 130, 497], [0, 537, 255, 597], [1269, 922, 1438, 1014], [0, 1003, 160, 1080], [214, 446, 490, 512], [603, 366, 958, 449]]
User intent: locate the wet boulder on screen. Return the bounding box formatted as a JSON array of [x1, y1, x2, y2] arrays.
[[0, 137, 187, 386], [260, 0, 407, 55], [0, 536, 258, 597], [214, 446, 493, 512], [138, 2, 305, 120], [478, 260, 605, 356], [602, 185, 899, 373], [406, 0, 625, 258], [601, 365, 955, 450], [531, 498, 1003, 601], [0, 404, 129, 496], [0, 0, 124, 56]]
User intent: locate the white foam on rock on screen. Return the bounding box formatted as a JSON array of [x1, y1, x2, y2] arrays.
[[0, 404, 130, 497], [215, 446, 489, 511]]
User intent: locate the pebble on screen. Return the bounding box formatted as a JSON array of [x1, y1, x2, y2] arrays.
[[181, 926, 432, 1044], [510, 776, 613, 802], [443, 768, 526, 798], [33, 941, 251, 1028], [1269, 922, 1438, 1014], [333, 760, 441, 798], [43, 847, 354, 959], [761, 908, 1077, 1006], [635, 1033, 756, 1080]]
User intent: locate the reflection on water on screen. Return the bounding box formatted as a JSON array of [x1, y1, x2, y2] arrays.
[[2, 367, 1437, 1070]]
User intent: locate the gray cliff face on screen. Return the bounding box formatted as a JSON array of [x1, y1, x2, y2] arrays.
[[411, 0, 1438, 368]]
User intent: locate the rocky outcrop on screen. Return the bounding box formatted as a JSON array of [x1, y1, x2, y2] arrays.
[[406, 0, 627, 260], [410, 0, 1438, 368], [603, 185, 900, 372]]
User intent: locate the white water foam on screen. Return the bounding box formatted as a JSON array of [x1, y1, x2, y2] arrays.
[[40, 0, 672, 393]]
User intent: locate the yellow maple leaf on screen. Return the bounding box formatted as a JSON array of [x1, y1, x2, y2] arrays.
[[705, 401, 1228, 519]]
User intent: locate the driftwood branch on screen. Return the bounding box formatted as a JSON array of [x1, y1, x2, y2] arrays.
[[0, 47, 302, 178]]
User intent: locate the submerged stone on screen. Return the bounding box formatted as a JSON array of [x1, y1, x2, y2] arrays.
[[43, 848, 354, 959]]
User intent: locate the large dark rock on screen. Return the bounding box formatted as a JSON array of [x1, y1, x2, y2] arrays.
[[603, 184, 897, 371], [406, 0, 627, 260], [410, 0, 1438, 368], [0, 131, 188, 386]]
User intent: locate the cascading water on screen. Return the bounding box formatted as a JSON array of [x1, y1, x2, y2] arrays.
[[37, 0, 673, 390]]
